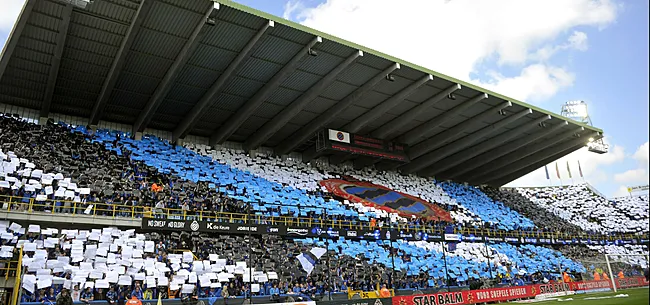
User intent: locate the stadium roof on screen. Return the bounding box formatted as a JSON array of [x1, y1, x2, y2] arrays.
[[0, 0, 604, 186]]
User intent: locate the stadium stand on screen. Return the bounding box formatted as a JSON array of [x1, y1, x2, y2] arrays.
[[0, 114, 646, 305], [480, 186, 585, 235], [437, 182, 536, 231], [588, 245, 650, 269], [187, 144, 481, 227], [85, 128, 363, 221], [0, 115, 248, 218], [6, 222, 595, 303], [0, 0, 646, 303], [516, 185, 649, 234]]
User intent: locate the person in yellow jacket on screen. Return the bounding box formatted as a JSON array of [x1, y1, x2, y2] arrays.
[[143, 289, 153, 300]]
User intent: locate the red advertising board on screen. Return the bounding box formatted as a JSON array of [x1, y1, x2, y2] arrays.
[[392, 277, 648, 305], [569, 279, 612, 292], [615, 276, 649, 289]]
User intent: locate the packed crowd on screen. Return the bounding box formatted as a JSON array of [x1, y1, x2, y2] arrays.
[[516, 185, 649, 234], [8, 221, 607, 305], [480, 187, 585, 235], [0, 114, 647, 305], [2, 115, 648, 240]]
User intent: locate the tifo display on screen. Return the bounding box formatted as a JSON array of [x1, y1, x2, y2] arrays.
[[0, 0, 645, 305], [0, 114, 647, 305]]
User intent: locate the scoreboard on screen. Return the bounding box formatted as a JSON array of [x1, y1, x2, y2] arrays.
[[318, 129, 409, 162]]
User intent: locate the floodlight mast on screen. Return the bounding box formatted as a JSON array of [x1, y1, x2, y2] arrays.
[[560, 100, 608, 154]]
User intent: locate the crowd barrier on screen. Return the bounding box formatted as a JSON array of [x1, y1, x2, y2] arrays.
[[141, 218, 647, 246], [392, 277, 649, 305], [3, 195, 648, 245], [17, 277, 649, 305]]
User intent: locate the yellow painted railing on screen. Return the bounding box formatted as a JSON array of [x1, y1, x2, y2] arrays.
[[0, 260, 19, 280], [0, 195, 644, 242]]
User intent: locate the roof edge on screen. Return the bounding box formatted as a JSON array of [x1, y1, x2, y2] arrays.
[[214, 0, 604, 134]]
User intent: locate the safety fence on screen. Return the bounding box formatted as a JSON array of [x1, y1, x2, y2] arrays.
[[16, 277, 649, 305], [1, 195, 646, 244]]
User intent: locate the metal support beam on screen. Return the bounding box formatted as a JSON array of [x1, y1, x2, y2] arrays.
[[372, 83, 461, 139], [133, 4, 216, 134], [0, 0, 35, 81], [476, 131, 596, 185], [485, 142, 587, 187], [408, 101, 512, 158], [89, 0, 154, 125], [210, 35, 322, 145], [243, 50, 363, 151], [449, 121, 569, 181], [399, 93, 488, 145], [274, 63, 400, 155], [465, 128, 587, 183], [173, 19, 273, 142], [401, 108, 533, 174], [419, 114, 552, 177], [345, 73, 433, 133], [40, 3, 73, 118]]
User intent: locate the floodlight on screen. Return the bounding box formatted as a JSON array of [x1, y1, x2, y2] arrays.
[[588, 138, 594, 142]]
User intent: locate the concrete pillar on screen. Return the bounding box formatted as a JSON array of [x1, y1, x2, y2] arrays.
[[134, 132, 143, 141], [38, 117, 48, 125]]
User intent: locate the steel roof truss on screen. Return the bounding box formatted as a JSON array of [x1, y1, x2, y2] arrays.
[[243, 49, 363, 151], [408, 101, 512, 159], [172, 19, 275, 142], [399, 92, 488, 145], [485, 142, 588, 187], [274, 62, 400, 155], [41, 3, 73, 118], [476, 131, 596, 185], [465, 127, 587, 183], [89, 0, 154, 125], [402, 108, 533, 174], [0, 0, 36, 83], [132, 3, 217, 134], [448, 120, 569, 181], [344, 73, 433, 133], [372, 83, 461, 140], [209, 35, 322, 145], [420, 114, 552, 177]]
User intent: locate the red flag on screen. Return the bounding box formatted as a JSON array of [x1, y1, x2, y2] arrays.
[[555, 162, 561, 179]]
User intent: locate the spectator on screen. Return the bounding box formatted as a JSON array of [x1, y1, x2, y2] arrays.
[[80, 288, 93, 304], [56, 289, 72, 305]]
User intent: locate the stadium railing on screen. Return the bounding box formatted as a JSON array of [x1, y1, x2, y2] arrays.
[[0, 260, 19, 280], [0, 195, 644, 242]]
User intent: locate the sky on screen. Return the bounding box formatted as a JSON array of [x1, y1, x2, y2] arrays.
[[0, 0, 648, 198]]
